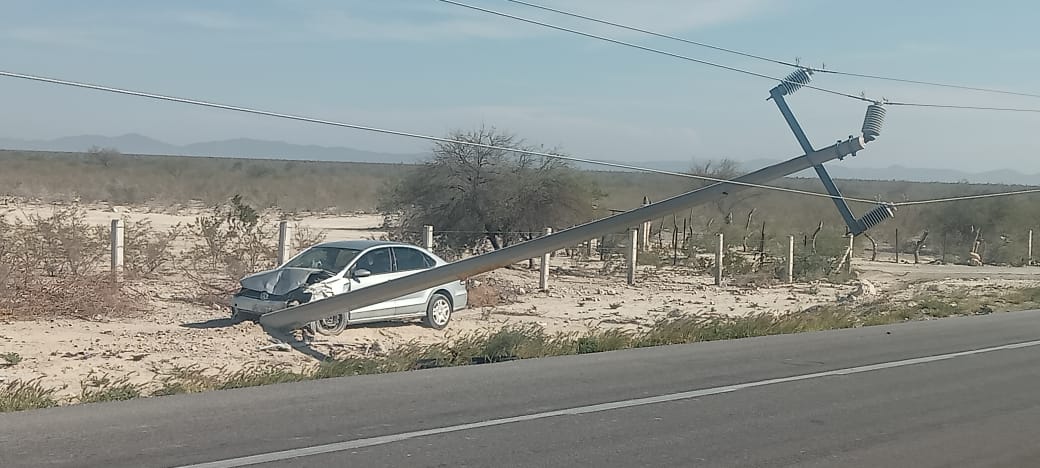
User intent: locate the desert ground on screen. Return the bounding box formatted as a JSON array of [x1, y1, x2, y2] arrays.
[[2, 202, 1038, 397]]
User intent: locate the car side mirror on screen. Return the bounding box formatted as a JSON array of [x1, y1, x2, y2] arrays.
[[352, 268, 372, 279]]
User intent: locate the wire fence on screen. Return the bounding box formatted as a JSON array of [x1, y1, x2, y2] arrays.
[[97, 217, 1040, 292], [390, 221, 1040, 290]]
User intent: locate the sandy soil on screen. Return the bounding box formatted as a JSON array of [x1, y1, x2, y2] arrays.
[[2, 203, 1039, 397]]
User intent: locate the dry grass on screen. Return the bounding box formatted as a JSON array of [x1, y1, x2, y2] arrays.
[[0, 274, 138, 320], [0, 379, 60, 412], [0, 149, 403, 213], [13, 286, 1037, 413]]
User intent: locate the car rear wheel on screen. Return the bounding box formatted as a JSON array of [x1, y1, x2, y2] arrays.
[[308, 313, 347, 336], [425, 293, 452, 330]]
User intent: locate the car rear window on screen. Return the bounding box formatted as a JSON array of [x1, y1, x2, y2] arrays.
[[394, 247, 434, 271]]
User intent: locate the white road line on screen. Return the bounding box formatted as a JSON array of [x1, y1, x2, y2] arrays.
[[178, 339, 1040, 468]]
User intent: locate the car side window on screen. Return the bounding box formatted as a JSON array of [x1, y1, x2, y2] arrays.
[[393, 247, 434, 272], [355, 248, 392, 275]]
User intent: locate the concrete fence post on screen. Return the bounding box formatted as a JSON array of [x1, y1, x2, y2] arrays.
[[422, 225, 434, 251], [787, 235, 795, 284], [715, 233, 724, 286], [110, 219, 124, 283], [1029, 230, 1033, 264], [847, 234, 855, 274], [627, 228, 638, 285], [638, 197, 652, 251], [540, 227, 553, 291], [895, 228, 900, 264], [277, 220, 292, 266], [637, 222, 650, 252]]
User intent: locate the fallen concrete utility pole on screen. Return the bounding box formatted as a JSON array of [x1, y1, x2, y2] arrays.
[[261, 135, 870, 330]]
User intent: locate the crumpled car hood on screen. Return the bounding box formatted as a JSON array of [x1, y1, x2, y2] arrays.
[[239, 267, 325, 296]]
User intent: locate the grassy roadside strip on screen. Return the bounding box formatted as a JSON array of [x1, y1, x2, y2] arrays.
[[3, 286, 1038, 413]]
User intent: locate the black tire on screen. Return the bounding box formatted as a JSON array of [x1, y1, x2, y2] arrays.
[[307, 313, 348, 336], [424, 293, 453, 330], [231, 307, 259, 323]]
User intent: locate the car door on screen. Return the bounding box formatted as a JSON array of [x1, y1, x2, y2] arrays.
[[345, 247, 398, 321], [390, 246, 438, 315]]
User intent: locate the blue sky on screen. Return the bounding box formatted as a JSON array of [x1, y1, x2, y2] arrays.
[[2, 0, 1039, 173]]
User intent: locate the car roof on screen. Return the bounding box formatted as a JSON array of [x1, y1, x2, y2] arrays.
[[310, 239, 418, 250]]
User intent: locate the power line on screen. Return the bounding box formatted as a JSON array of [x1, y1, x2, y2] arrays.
[[886, 101, 1040, 113], [4, 69, 1039, 208], [459, 0, 1040, 113], [436, 0, 871, 103], [816, 71, 1040, 100], [503, 0, 1040, 100], [0, 69, 879, 205], [503, 0, 800, 68], [893, 188, 1040, 206]]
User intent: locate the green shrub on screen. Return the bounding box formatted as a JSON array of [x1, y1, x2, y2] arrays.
[[79, 372, 145, 403], [0, 379, 60, 412]]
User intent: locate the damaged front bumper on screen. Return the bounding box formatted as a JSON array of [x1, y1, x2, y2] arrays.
[[231, 289, 313, 317], [233, 267, 330, 318]]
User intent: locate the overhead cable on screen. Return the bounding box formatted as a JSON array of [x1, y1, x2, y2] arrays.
[[885, 101, 1040, 113], [0, 69, 878, 204], [436, 0, 871, 103], [502, 0, 1040, 100], [893, 188, 1040, 206], [448, 0, 1040, 112], [4, 69, 1039, 206]]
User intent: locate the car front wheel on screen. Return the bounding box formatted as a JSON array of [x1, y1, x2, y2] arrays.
[[425, 293, 452, 330], [308, 313, 348, 336]]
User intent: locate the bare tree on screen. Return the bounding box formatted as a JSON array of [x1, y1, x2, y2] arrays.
[[689, 158, 760, 222], [810, 221, 824, 254], [863, 232, 879, 261], [86, 146, 122, 168], [379, 127, 601, 252], [913, 230, 930, 264]]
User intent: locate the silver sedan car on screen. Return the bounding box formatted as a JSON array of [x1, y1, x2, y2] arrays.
[[231, 240, 468, 335]]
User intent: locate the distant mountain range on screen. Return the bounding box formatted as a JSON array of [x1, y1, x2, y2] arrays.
[[0, 133, 424, 164], [1, 134, 1037, 186]]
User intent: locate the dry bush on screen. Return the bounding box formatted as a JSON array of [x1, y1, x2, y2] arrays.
[[292, 222, 327, 252], [467, 283, 504, 308], [123, 218, 181, 277], [0, 206, 137, 320], [0, 205, 142, 320], [0, 274, 138, 320], [179, 195, 278, 294], [0, 218, 15, 288], [6, 206, 107, 278], [465, 275, 521, 308]]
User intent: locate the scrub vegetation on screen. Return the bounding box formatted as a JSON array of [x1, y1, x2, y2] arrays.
[[3, 130, 1040, 413], [4, 285, 1037, 413]]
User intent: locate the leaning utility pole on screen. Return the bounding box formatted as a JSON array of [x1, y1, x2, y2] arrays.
[[261, 71, 890, 330]]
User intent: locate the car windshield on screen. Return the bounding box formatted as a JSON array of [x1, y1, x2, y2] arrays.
[[283, 247, 360, 273]]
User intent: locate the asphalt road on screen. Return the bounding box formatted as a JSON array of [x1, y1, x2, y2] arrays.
[[2, 311, 1040, 468]]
